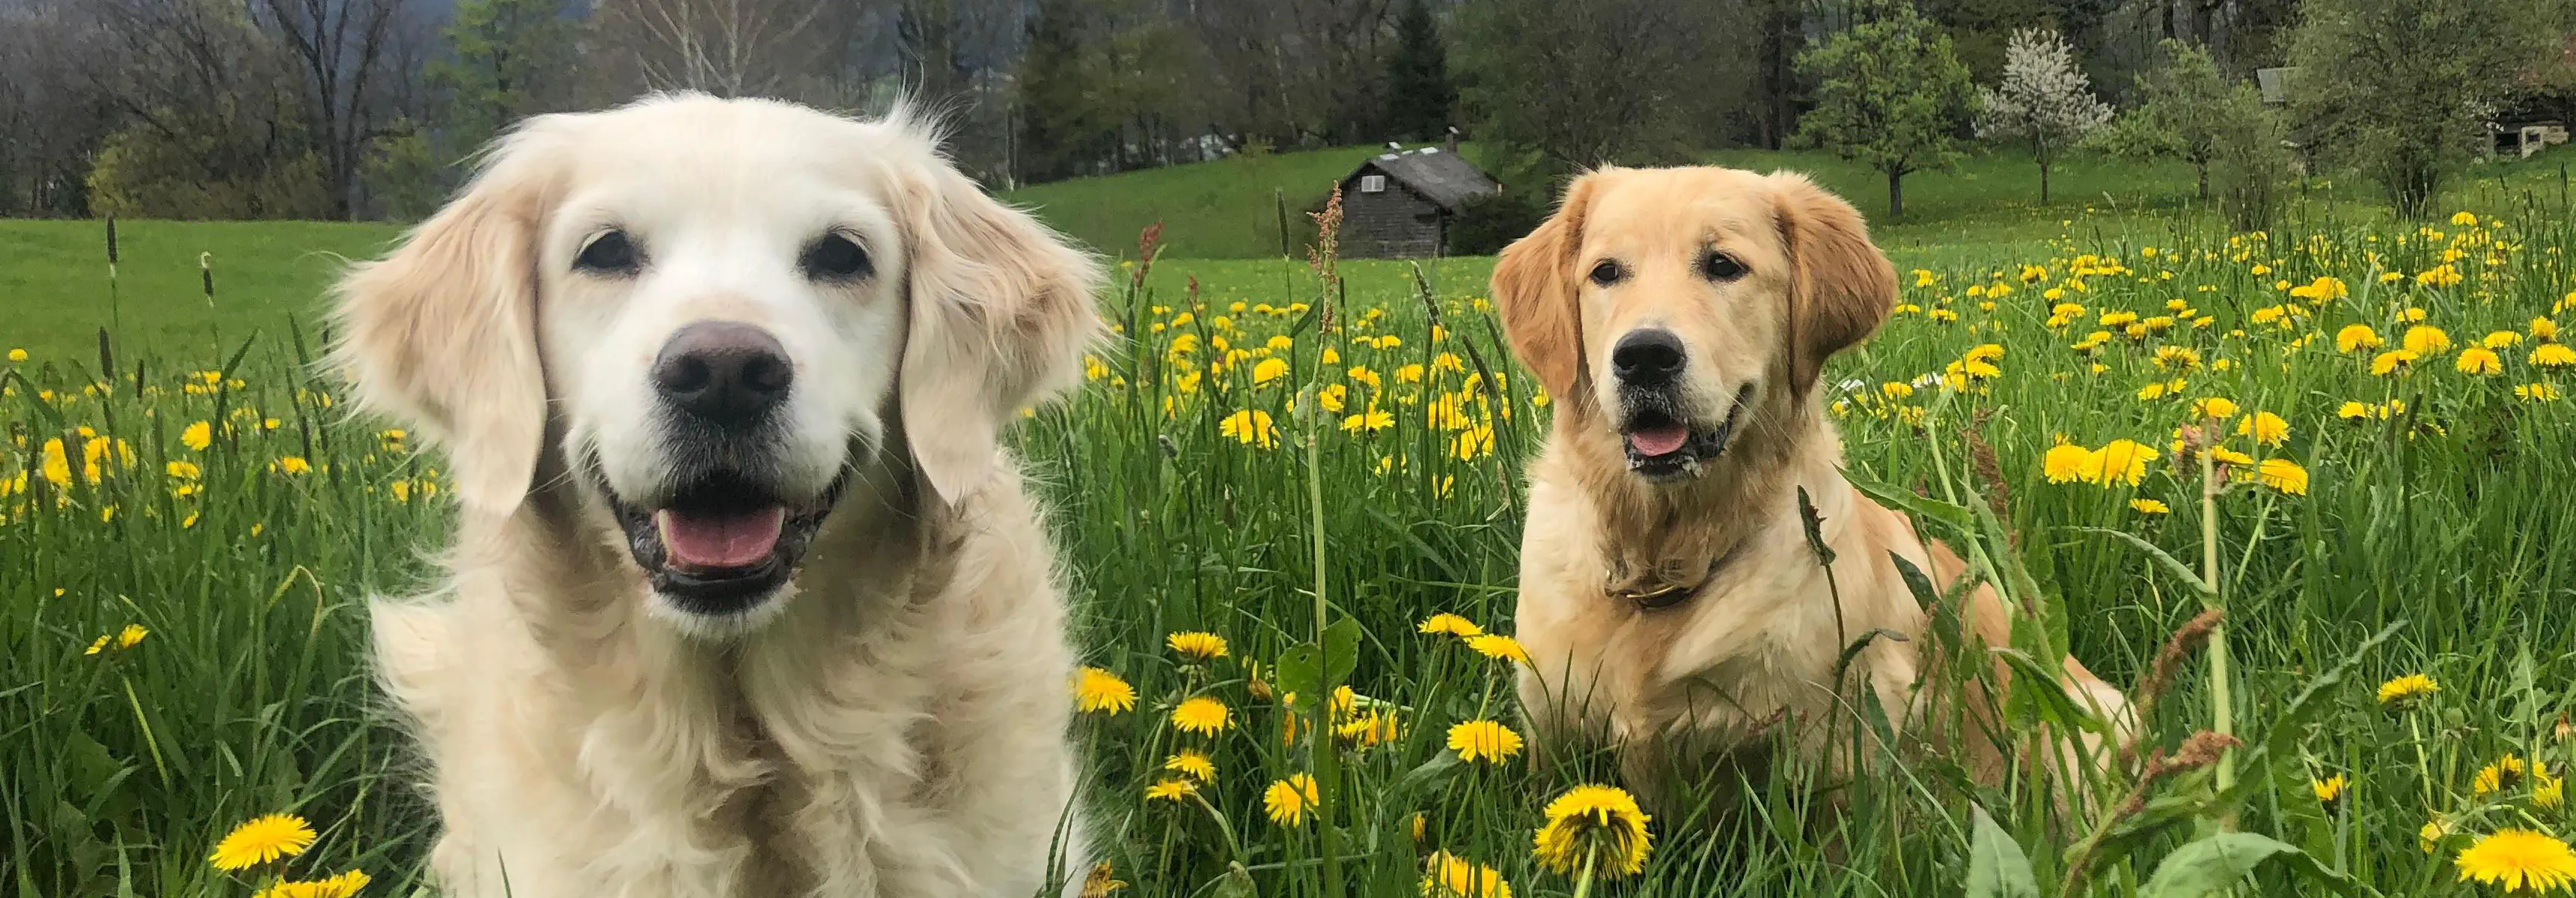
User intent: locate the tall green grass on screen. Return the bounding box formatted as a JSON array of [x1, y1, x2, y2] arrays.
[[7, 180, 2576, 896]]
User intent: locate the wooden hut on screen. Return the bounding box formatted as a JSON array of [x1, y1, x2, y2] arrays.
[[1334, 147, 1500, 258]]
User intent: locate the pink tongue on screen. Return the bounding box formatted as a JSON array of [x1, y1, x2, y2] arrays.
[[1628, 425, 1690, 456], [656, 506, 786, 569]]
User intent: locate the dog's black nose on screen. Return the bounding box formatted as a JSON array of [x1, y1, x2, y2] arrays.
[[1611, 329, 1686, 385], [653, 322, 792, 427]]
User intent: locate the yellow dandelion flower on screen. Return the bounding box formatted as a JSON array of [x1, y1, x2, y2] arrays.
[[2378, 673, 2439, 707], [2312, 773, 2348, 807], [2458, 347, 2504, 376], [1251, 357, 1289, 385], [2539, 772, 2565, 810], [2042, 442, 2094, 484], [2191, 397, 2238, 420], [1171, 696, 1230, 736], [1165, 750, 1216, 782], [1419, 613, 1485, 637], [2337, 324, 2383, 353], [2131, 498, 2171, 514], [1336, 709, 1401, 748], [2475, 754, 2533, 797], [2091, 439, 2155, 486], [1144, 778, 1198, 802], [1447, 719, 1524, 763], [2532, 343, 2576, 367], [2372, 349, 2420, 376], [1264, 773, 1320, 826], [2456, 828, 2576, 894], [1081, 861, 1129, 898], [2405, 326, 2453, 354], [115, 623, 147, 650], [2256, 458, 2309, 495], [1465, 634, 1530, 665], [1072, 667, 1137, 715], [1166, 631, 1228, 660], [181, 421, 213, 451], [253, 869, 372, 898], [1423, 850, 1513, 898], [2486, 331, 2524, 349], [209, 813, 317, 870], [1532, 784, 1653, 877], [2237, 411, 2290, 447], [2521, 383, 2565, 403], [1220, 409, 1277, 448]]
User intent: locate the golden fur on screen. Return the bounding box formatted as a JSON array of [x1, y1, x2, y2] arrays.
[[1495, 166, 2128, 798], [335, 96, 1097, 896]]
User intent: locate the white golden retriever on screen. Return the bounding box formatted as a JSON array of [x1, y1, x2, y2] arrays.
[[334, 94, 1099, 897]]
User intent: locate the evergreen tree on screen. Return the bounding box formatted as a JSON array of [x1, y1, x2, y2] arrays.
[[1381, 0, 1454, 142], [1013, 0, 1118, 183], [427, 0, 576, 160], [1793, 0, 1977, 221]]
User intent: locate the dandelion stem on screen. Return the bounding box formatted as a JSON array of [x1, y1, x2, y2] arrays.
[[1571, 846, 1599, 898], [2199, 435, 2236, 818]]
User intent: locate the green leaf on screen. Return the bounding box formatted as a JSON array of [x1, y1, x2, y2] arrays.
[[1849, 472, 1973, 529], [1966, 804, 2042, 898], [1322, 617, 1363, 686], [2070, 526, 2215, 596], [2140, 831, 2366, 897], [1275, 644, 1322, 700]]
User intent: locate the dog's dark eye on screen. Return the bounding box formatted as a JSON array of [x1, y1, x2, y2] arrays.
[[801, 233, 872, 281], [573, 230, 641, 275], [1588, 259, 1625, 287], [1700, 251, 1746, 281]]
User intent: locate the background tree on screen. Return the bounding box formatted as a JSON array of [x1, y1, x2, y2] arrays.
[[1456, 0, 1749, 178], [1013, 0, 1118, 183], [428, 0, 579, 159], [1795, 0, 1978, 220], [252, 0, 425, 218], [1380, 0, 1454, 142], [1974, 27, 2113, 204], [2093, 39, 2231, 200], [2287, 0, 2572, 217]]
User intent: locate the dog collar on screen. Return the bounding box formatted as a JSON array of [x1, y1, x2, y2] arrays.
[[1610, 540, 1748, 611]]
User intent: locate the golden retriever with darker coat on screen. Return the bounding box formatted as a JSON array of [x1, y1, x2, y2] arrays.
[[1493, 166, 2129, 800]]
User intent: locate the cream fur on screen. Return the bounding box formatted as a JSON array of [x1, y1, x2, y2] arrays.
[[337, 95, 1096, 897]]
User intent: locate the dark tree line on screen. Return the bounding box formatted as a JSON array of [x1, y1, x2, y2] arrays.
[[0, 0, 2562, 221]]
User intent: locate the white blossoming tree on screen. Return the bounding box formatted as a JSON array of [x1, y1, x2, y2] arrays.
[[1974, 28, 2113, 205]]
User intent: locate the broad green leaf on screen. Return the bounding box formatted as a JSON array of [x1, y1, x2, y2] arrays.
[[1967, 804, 2042, 898], [2140, 831, 2366, 897]]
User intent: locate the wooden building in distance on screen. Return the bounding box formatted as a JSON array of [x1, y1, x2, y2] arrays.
[[1334, 146, 1500, 258]]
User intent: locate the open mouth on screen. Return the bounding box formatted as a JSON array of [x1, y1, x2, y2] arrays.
[[600, 467, 849, 616], [1620, 385, 1756, 480]]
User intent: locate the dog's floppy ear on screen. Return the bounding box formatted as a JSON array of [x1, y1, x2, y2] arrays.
[[894, 154, 1102, 508], [1492, 172, 1605, 406], [332, 129, 561, 517], [1771, 171, 1896, 397]]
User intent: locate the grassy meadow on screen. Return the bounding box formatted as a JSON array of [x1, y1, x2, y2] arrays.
[[9, 148, 2576, 897]]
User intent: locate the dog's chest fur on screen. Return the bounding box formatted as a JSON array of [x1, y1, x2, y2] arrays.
[[376, 483, 1078, 897], [1514, 427, 1929, 784]]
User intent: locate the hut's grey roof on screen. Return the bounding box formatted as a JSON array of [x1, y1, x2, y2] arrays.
[[1344, 147, 1499, 211]]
